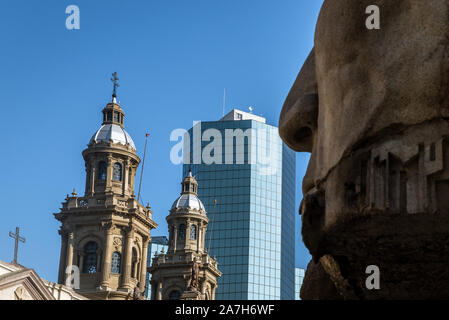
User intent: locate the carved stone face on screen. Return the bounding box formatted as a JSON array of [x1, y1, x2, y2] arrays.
[[281, 0, 449, 194], [279, 0, 449, 279]]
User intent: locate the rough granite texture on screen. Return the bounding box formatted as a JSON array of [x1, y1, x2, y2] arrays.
[[280, 0, 449, 299]]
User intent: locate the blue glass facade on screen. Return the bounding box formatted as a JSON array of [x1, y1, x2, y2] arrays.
[[295, 268, 305, 300], [281, 144, 296, 299], [182, 116, 296, 300], [145, 236, 169, 299]]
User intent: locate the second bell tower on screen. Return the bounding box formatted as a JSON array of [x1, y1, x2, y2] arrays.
[[149, 170, 221, 300]]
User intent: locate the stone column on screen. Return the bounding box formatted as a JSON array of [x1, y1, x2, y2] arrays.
[[58, 230, 68, 284], [139, 237, 149, 292], [200, 279, 206, 296], [106, 155, 113, 192], [64, 232, 74, 284], [202, 226, 207, 252], [91, 164, 96, 196], [130, 166, 136, 196], [184, 221, 188, 243], [100, 223, 114, 288], [151, 281, 157, 300], [186, 220, 191, 250], [120, 227, 134, 291], [197, 226, 201, 253], [123, 160, 129, 196], [173, 226, 178, 253], [157, 282, 163, 300], [212, 284, 216, 300], [84, 165, 90, 196]]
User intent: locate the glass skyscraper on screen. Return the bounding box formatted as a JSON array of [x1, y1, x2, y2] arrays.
[[182, 109, 296, 300], [145, 236, 169, 299], [295, 268, 305, 300]]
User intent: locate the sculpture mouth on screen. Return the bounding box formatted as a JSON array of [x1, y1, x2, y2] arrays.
[[303, 184, 314, 198], [301, 171, 316, 201], [312, 212, 449, 299]]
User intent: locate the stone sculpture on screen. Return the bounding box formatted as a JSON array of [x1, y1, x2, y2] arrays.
[[189, 262, 200, 291], [279, 0, 449, 299]]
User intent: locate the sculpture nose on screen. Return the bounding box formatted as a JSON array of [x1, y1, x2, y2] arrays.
[[279, 48, 318, 153]]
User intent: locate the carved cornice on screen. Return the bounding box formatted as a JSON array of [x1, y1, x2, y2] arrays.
[[82, 144, 140, 165], [101, 220, 114, 232], [122, 225, 134, 237]]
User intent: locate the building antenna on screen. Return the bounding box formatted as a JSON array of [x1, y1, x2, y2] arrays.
[[208, 198, 217, 254], [222, 88, 226, 117], [189, 146, 193, 173], [137, 133, 150, 202]]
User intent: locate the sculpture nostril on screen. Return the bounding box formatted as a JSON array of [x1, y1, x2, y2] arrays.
[[295, 127, 313, 142], [287, 126, 314, 152]]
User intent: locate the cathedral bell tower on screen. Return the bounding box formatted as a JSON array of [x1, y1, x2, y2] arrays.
[[149, 170, 221, 300], [54, 73, 157, 300]]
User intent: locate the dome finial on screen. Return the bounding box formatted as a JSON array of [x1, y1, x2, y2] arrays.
[[111, 72, 119, 103]]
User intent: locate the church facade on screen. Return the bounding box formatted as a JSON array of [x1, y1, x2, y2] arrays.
[[0, 259, 86, 300], [149, 171, 221, 300], [54, 84, 157, 300]]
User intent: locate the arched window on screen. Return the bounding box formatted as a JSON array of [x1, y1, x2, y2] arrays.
[[98, 162, 107, 180], [131, 248, 138, 278], [190, 225, 197, 240], [169, 290, 181, 300], [113, 162, 122, 181], [111, 252, 121, 274], [178, 224, 186, 240], [83, 241, 98, 274]]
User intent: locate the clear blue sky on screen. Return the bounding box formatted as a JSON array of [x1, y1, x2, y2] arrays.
[[0, 0, 323, 282]]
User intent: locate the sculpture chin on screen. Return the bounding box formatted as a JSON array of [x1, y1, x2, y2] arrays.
[[300, 121, 449, 300], [279, 0, 449, 300], [302, 212, 449, 300]]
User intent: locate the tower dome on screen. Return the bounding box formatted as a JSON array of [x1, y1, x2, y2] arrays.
[[171, 193, 205, 211], [170, 171, 206, 213], [90, 124, 136, 150]]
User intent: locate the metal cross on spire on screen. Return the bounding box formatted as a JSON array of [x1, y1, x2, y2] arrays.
[[9, 227, 26, 264], [111, 72, 119, 100]]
